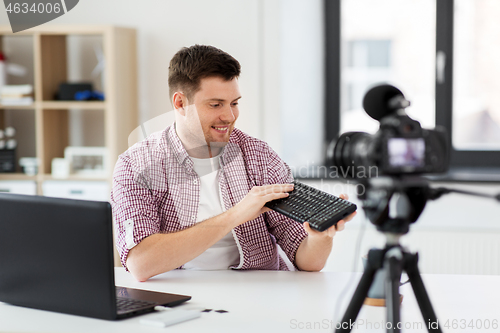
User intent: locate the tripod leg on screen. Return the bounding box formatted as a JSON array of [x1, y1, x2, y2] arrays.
[[404, 252, 442, 333], [335, 250, 380, 333], [385, 252, 403, 333]]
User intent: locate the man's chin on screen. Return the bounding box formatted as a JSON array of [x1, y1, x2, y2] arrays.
[[208, 141, 228, 149]]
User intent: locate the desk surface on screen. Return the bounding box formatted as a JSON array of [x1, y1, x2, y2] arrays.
[[0, 268, 498, 332]]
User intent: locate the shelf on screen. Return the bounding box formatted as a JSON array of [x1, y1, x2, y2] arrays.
[[40, 101, 106, 110], [0, 104, 36, 109], [0, 102, 105, 110], [0, 173, 37, 181], [0, 25, 114, 35], [0, 25, 137, 197], [41, 174, 107, 182]]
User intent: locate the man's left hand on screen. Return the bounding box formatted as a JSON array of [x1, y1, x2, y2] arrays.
[[303, 193, 357, 239]]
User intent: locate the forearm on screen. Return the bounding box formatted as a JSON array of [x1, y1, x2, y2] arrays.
[[294, 235, 333, 272], [127, 208, 239, 281]]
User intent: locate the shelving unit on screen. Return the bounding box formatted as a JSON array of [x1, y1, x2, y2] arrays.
[[0, 25, 138, 197]]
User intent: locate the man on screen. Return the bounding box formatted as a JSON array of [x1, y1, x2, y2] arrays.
[[111, 45, 355, 282]]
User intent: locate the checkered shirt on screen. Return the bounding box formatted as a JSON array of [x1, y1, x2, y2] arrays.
[[111, 124, 308, 271]]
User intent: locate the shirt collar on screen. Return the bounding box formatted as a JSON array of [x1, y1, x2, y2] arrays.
[[166, 124, 191, 166]]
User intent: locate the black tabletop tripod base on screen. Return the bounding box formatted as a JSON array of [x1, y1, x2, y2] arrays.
[[335, 247, 442, 333]]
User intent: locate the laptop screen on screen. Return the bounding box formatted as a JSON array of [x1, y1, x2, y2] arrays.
[[0, 193, 117, 319]]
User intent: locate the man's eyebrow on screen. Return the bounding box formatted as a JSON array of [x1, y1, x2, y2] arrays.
[[205, 96, 242, 102]]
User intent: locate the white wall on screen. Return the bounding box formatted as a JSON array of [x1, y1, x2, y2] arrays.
[[280, 0, 325, 167]]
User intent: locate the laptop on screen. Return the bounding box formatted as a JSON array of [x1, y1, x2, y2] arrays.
[[0, 193, 191, 320]]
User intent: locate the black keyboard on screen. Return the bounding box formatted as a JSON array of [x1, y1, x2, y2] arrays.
[[265, 181, 357, 232], [116, 297, 157, 313]]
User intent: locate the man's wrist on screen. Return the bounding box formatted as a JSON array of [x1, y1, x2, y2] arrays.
[[307, 233, 334, 247], [224, 206, 245, 229]]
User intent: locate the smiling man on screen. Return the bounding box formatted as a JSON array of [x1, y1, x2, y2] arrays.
[[111, 45, 354, 282]]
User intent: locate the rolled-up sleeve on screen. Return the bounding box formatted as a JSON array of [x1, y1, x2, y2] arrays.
[[110, 154, 161, 270]]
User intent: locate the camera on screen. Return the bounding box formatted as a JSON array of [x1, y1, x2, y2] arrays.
[[328, 84, 450, 178]]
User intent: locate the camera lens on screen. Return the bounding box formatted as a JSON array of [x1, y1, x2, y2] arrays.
[[328, 132, 374, 178]]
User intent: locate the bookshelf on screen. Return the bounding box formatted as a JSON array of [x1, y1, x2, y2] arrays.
[[0, 25, 138, 196]]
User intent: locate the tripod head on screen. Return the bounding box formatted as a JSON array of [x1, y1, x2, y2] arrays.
[[355, 176, 430, 234], [355, 176, 500, 235]]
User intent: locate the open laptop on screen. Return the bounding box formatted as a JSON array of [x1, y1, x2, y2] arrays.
[[0, 193, 191, 320]]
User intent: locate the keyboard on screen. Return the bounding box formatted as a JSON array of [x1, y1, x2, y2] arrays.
[[265, 181, 357, 232], [116, 297, 157, 314]]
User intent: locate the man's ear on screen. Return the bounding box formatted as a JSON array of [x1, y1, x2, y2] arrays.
[[172, 92, 187, 116]]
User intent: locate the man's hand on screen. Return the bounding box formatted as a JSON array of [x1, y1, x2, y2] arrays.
[[229, 183, 294, 227], [295, 194, 356, 271], [303, 194, 357, 238]]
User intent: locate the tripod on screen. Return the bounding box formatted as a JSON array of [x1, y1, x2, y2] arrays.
[[335, 176, 500, 333], [336, 234, 441, 333]]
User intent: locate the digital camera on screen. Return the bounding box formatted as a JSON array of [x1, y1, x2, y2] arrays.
[[328, 84, 449, 178]]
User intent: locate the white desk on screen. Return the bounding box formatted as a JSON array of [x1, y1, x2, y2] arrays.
[[0, 268, 498, 332]]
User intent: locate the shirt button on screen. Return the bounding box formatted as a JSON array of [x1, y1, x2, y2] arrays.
[[193, 179, 198, 185]]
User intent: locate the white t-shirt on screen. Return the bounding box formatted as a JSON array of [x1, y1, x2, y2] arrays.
[[182, 153, 241, 270]]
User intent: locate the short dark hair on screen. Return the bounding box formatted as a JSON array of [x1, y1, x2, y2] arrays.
[[168, 45, 241, 101]]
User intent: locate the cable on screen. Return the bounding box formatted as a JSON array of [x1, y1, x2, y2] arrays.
[[332, 213, 368, 331]]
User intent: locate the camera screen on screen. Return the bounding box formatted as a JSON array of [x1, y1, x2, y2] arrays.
[[388, 138, 425, 168]]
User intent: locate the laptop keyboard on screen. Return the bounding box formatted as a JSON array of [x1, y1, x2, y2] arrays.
[[116, 297, 157, 312]]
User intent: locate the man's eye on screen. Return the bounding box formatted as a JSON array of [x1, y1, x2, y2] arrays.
[[231, 102, 239, 106], [210, 104, 220, 108]]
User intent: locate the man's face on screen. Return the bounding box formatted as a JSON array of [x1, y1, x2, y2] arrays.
[[180, 76, 241, 152]]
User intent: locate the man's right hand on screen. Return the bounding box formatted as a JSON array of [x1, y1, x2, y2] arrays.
[[229, 183, 294, 226]]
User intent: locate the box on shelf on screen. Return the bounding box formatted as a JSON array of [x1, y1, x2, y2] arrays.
[[64, 146, 108, 177], [19, 157, 39, 176], [51, 158, 70, 178], [0, 84, 34, 105], [0, 149, 15, 172]]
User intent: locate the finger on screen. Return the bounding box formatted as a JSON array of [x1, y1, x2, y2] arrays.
[[264, 191, 290, 201], [339, 193, 349, 200], [264, 183, 294, 190], [325, 224, 338, 236], [335, 220, 346, 231], [251, 185, 272, 195], [304, 222, 323, 235], [262, 184, 294, 195], [303, 222, 312, 234], [256, 184, 293, 195], [305, 222, 328, 236], [343, 211, 357, 222]]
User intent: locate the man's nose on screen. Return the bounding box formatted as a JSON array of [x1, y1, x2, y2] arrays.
[[220, 105, 235, 122]]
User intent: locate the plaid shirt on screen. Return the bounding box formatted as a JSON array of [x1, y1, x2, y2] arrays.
[[111, 124, 308, 271]]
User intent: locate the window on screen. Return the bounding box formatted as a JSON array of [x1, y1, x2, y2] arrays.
[[345, 40, 392, 112], [452, 0, 500, 150], [326, 0, 500, 172]]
